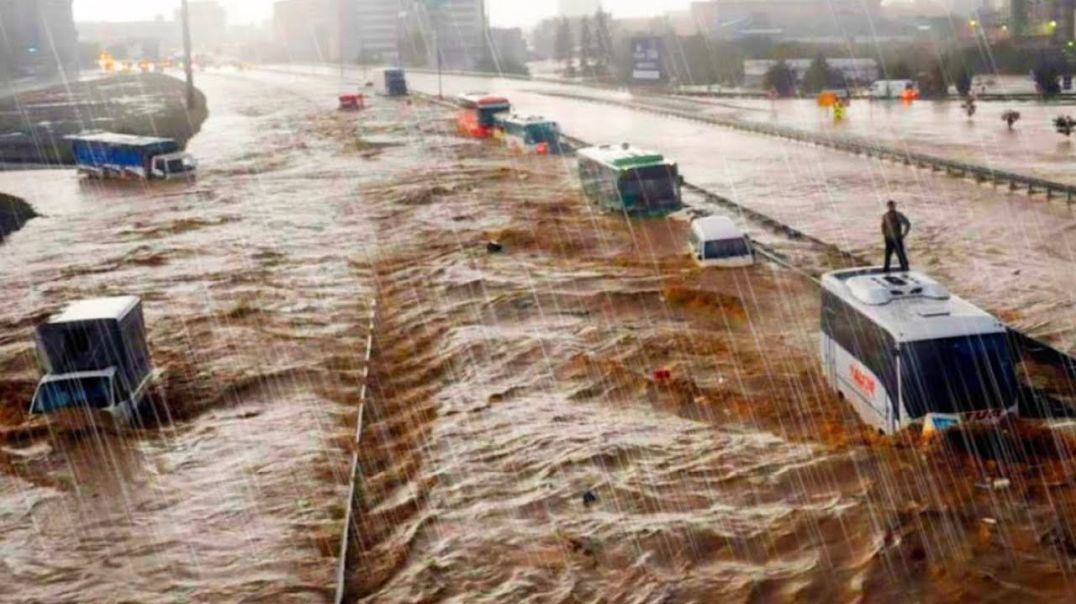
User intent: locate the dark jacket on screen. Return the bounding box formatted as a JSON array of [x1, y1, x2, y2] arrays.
[[881, 210, 911, 241]]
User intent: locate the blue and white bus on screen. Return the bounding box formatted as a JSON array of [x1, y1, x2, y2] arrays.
[[494, 114, 562, 155], [820, 267, 1019, 434]]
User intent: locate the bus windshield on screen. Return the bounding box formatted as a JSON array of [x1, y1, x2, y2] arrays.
[[618, 165, 679, 210], [31, 376, 113, 414], [703, 238, 750, 259], [524, 124, 558, 145], [478, 107, 508, 127], [901, 333, 1017, 417]]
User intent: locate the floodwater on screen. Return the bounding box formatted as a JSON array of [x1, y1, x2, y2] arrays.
[[671, 95, 1076, 186], [1, 67, 1076, 604], [353, 68, 1073, 354], [0, 70, 423, 601]]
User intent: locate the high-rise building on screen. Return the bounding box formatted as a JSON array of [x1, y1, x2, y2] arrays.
[[558, 0, 601, 18], [690, 0, 882, 39], [273, 0, 340, 61], [0, 0, 79, 78], [174, 1, 228, 53], [352, 0, 404, 64], [425, 0, 485, 70], [488, 27, 527, 66]]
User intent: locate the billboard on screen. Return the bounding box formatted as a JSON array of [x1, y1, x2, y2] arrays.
[[631, 37, 664, 82]]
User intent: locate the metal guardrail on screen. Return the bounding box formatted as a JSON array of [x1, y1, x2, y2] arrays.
[[269, 64, 1075, 204], [541, 90, 1076, 205], [334, 300, 377, 604], [560, 131, 1076, 404]]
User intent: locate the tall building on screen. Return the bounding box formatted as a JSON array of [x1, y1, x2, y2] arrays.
[[558, 0, 601, 17], [353, 0, 404, 64], [175, 1, 227, 53], [0, 0, 79, 77], [425, 0, 485, 70], [273, 0, 340, 61], [488, 27, 527, 66], [690, 0, 882, 39]]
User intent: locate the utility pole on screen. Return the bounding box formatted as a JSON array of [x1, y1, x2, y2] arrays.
[[420, 0, 444, 99], [181, 0, 196, 109]]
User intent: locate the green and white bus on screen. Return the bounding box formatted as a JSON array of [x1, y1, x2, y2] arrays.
[[577, 143, 683, 215]]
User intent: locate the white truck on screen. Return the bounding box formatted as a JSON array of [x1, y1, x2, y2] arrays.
[[29, 296, 154, 425], [870, 79, 917, 99]]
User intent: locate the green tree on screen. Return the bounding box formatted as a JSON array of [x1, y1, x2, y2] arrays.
[[955, 69, 973, 97], [801, 53, 831, 93], [917, 64, 948, 98], [579, 17, 593, 72], [555, 18, 574, 74], [764, 61, 797, 97], [1033, 61, 1062, 97], [890, 61, 913, 79], [593, 10, 614, 75]]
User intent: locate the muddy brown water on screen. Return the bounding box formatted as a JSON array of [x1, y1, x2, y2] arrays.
[[1, 69, 1075, 603]]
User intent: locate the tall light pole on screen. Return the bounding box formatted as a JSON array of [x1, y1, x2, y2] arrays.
[[181, 0, 196, 109], [419, 0, 444, 99]]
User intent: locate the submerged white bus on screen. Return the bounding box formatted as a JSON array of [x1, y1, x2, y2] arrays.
[[820, 268, 1018, 434]]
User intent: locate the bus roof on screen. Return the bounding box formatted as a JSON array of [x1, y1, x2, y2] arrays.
[[691, 216, 744, 241], [821, 267, 1005, 343], [457, 93, 510, 108], [497, 114, 556, 127], [49, 296, 140, 324], [577, 144, 671, 170], [64, 132, 177, 148]]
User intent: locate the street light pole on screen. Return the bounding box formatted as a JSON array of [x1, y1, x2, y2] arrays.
[[180, 0, 196, 109]]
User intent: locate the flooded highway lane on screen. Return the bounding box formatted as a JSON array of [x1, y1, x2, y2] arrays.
[[330, 114, 1076, 601], [671, 95, 1076, 187], [1, 66, 1075, 603], [0, 70, 435, 601], [356, 68, 1074, 354]]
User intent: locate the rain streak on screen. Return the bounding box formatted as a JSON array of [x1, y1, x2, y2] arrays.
[[0, 1, 1075, 603]]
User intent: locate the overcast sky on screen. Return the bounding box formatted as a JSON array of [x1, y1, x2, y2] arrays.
[[73, 0, 698, 28]]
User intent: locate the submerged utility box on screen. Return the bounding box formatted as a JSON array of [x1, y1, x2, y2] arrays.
[[30, 296, 153, 420], [381, 68, 408, 96]]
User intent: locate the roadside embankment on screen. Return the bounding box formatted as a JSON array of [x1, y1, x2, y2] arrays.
[[0, 73, 208, 165], [0, 193, 35, 242]]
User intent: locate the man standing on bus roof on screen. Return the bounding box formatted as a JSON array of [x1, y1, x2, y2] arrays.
[[881, 200, 911, 273]]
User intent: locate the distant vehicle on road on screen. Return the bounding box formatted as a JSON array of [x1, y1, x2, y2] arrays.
[[577, 143, 683, 216], [378, 68, 408, 96], [338, 93, 365, 111], [820, 268, 1018, 435], [494, 114, 562, 155], [30, 296, 155, 426], [688, 216, 755, 267], [456, 93, 511, 138], [66, 132, 196, 180], [870, 79, 918, 100]]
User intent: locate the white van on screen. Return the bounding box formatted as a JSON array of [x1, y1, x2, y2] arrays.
[[688, 216, 755, 267], [870, 79, 917, 99]]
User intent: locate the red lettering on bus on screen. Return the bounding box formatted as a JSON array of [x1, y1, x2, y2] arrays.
[[849, 364, 876, 397]]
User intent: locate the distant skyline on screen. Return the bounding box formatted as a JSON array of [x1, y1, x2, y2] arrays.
[[72, 0, 701, 28]]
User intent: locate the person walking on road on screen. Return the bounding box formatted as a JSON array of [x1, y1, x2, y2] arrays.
[[881, 200, 911, 273]]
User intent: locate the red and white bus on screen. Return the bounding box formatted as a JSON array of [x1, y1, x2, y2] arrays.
[[820, 267, 1018, 434], [456, 93, 511, 138]]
